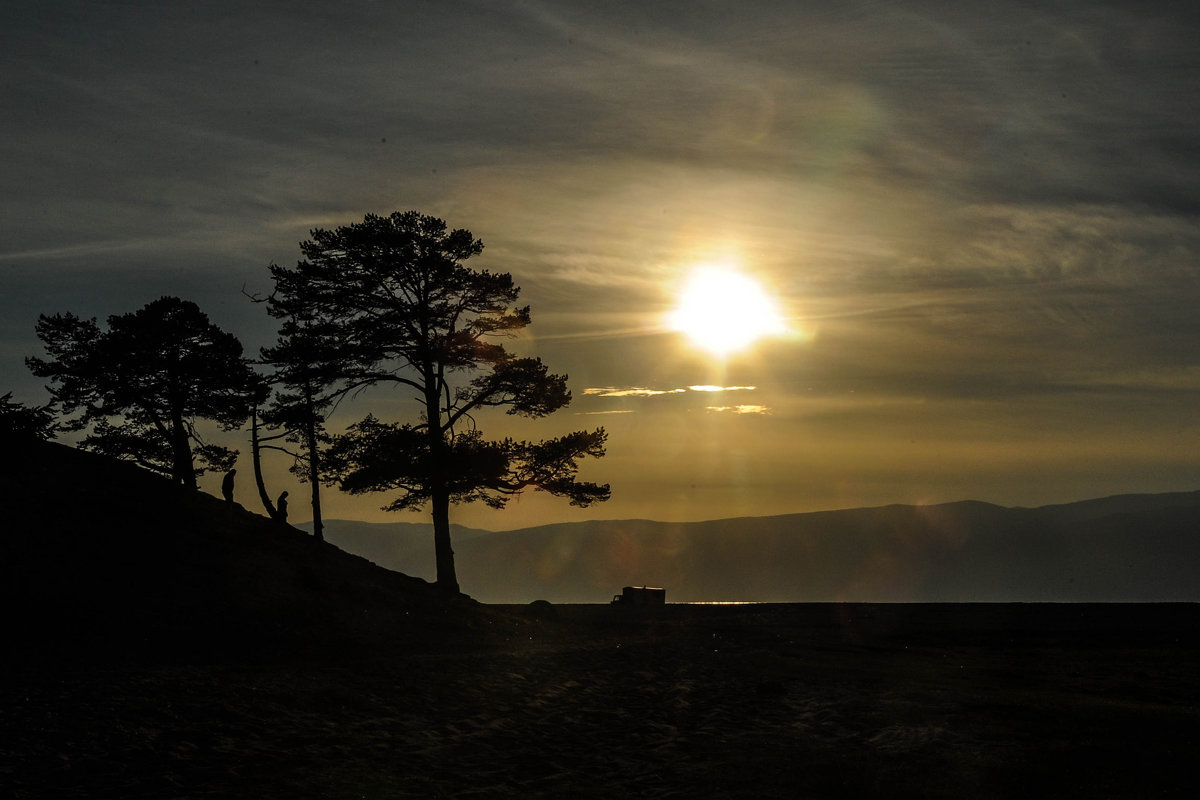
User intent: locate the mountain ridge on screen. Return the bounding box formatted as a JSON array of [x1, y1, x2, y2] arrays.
[[308, 490, 1200, 603], [318, 490, 1199, 538]]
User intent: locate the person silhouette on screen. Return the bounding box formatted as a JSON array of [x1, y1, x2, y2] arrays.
[[277, 490, 289, 523], [222, 469, 236, 504]]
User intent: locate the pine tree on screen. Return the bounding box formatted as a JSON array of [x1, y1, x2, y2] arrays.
[[27, 297, 258, 488], [269, 211, 609, 593]]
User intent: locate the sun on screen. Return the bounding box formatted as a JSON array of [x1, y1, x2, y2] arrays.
[[670, 265, 786, 356]]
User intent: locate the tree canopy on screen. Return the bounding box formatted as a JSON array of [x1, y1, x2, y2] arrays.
[[0, 392, 57, 440], [26, 296, 258, 488], [269, 211, 609, 592]]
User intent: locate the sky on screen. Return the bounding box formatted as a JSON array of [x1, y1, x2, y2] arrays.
[[3, 0, 1200, 530]]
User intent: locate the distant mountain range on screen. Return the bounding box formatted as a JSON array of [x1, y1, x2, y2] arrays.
[[308, 492, 1200, 603]]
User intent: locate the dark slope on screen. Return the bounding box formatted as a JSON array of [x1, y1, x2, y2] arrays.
[[0, 437, 504, 663], [316, 493, 1200, 603]]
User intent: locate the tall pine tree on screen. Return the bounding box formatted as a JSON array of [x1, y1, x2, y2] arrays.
[[269, 211, 609, 593]]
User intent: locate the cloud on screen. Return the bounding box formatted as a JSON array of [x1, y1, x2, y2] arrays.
[[706, 405, 771, 415], [584, 387, 685, 397], [585, 385, 758, 397]]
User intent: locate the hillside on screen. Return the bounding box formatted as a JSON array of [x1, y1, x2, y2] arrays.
[[314, 493, 1200, 603], [0, 436, 509, 663]]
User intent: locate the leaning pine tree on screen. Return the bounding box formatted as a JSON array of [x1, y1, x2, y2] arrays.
[[268, 211, 610, 594], [256, 311, 343, 541]]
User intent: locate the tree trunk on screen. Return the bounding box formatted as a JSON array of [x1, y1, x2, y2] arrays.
[[170, 412, 197, 489], [425, 372, 459, 594], [304, 398, 324, 542], [251, 409, 279, 520], [308, 463, 324, 541], [431, 489, 459, 594]]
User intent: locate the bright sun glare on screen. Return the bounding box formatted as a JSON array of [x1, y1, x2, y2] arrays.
[[670, 265, 786, 356]]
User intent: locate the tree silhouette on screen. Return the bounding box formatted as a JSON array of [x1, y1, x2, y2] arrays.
[[256, 312, 342, 541], [0, 392, 57, 440], [247, 383, 283, 522], [270, 211, 610, 593], [26, 296, 258, 488]]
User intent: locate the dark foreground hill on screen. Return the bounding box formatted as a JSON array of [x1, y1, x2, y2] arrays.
[[0, 436, 507, 663], [316, 492, 1200, 603]]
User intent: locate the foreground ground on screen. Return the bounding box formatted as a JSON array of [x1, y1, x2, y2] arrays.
[[3, 603, 1198, 799]]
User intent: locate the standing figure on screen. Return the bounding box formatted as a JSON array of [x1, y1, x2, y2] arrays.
[[277, 490, 289, 524], [222, 468, 236, 504]]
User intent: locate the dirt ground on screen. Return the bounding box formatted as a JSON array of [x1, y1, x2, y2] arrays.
[[3, 603, 1198, 799]]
